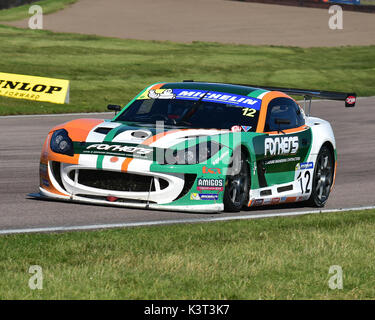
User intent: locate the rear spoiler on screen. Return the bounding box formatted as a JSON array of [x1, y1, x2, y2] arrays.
[[231, 83, 357, 108], [182, 80, 357, 112]]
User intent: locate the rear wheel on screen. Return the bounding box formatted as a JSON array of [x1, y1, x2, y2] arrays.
[[307, 145, 334, 207], [223, 150, 250, 212]]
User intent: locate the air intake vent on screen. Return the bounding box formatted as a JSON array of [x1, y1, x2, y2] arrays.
[[260, 189, 272, 196], [94, 127, 113, 135], [277, 185, 293, 193]]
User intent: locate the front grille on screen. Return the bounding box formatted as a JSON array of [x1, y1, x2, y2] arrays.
[[77, 170, 169, 192]]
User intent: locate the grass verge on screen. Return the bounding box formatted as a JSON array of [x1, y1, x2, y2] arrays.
[[0, 25, 374, 115], [0, 209, 374, 299], [0, 0, 77, 22]]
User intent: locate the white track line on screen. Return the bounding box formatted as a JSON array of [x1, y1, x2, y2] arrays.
[[0, 205, 374, 236]]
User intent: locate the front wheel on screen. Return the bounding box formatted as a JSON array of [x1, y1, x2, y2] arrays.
[[307, 145, 334, 207], [223, 150, 250, 212]]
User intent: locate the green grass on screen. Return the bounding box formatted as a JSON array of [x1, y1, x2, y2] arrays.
[[0, 25, 374, 115], [0, 0, 77, 22], [0, 209, 374, 299]]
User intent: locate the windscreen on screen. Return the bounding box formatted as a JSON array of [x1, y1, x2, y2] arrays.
[[115, 89, 262, 131]]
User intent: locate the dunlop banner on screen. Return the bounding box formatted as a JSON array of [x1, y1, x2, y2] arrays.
[[0, 72, 70, 104]]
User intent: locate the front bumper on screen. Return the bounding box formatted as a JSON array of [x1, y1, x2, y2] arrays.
[[39, 160, 224, 213]]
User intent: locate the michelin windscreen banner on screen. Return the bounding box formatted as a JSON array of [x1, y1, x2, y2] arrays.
[[0, 72, 70, 104]]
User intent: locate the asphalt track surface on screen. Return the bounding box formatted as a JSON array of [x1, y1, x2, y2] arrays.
[[5, 0, 375, 47], [0, 97, 374, 233]]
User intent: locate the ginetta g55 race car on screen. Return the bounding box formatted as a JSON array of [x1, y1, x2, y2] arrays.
[[35, 81, 356, 212]]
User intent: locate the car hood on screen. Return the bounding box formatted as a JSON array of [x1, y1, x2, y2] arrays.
[[53, 119, 232, 149]]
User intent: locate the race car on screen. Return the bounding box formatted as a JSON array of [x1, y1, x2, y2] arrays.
[[35, 81, 356, 212]]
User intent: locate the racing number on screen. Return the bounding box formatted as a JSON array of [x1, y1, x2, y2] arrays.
[[242, 108, 256, 117], [297, 171, 311, 194]]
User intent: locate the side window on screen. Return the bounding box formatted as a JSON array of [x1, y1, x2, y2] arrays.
[[264, 97, 305, 132]]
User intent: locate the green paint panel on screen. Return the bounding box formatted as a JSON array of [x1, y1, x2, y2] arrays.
[[247, 89, 268, 98]]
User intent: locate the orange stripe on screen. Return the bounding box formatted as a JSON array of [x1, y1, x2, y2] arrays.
[[121, 158, 133, 172], [285, 197, 297, 203], [150, 83, 166, 90], [265, 125, 309, 135], [256, 91, 292, 133], [331, 160, 337, 191], [47, 118, 105, 165], [142, 129, 184, 146], [42, 119, 105, 195], [122, 129, 187, 170]]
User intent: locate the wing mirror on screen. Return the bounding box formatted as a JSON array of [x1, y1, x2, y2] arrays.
[[107, 104, 121, 115]]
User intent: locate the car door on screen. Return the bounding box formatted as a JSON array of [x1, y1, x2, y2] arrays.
[[254, 97, 312, 189]]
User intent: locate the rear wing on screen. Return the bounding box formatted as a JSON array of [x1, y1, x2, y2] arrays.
[[182, 80, 357, 116], [231, 84, 357, 108]]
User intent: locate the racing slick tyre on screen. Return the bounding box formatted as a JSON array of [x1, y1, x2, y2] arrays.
[[307, 145, 334, 207], [224, 150, 250, 212]]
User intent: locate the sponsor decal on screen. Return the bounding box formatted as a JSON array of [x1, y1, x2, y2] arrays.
[[296, 162, 314, 170], [264, 136, 299, 156], [190, 193, 219, 201], [271, 197, 281, 204], [280, 196, 287, 202], [241, 125, 252, 132], [202, 166, 222, 174], [345, 95, 356, 105], [139, 88, 262, 110], [265, 157, 300, 166], [231, 125, 242, 132], [148, 89, 176, 99], [263, 198, 272, 205], [0, 72, 70, 104], [252, 199, 264, 206], [83, 143, 153, 157], [197, 178, 224, 191]]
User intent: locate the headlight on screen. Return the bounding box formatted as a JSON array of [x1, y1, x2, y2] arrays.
[[161, 141, 222, 165], [50, 129, 74, 156]]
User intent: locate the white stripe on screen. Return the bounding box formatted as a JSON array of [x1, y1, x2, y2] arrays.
[[0, 205, 374, 236]]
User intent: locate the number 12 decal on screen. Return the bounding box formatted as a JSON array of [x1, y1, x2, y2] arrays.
[[242, 108, 256, 117], [297, 171, 311, 194]]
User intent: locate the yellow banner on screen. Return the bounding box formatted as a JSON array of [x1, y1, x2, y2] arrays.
[[0, 72, 70, 104]]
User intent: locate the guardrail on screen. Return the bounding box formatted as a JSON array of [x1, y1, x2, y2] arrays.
[[232, 0, 375, 13]]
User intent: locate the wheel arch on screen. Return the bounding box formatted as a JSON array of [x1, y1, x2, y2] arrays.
[[320, 141, 337, 191]]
